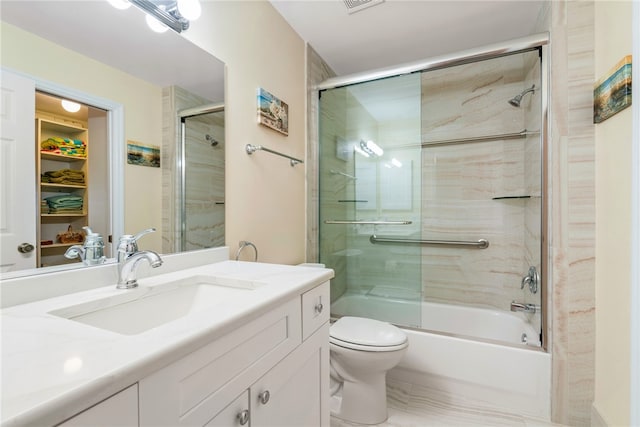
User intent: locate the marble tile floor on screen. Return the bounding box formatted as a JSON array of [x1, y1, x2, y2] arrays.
[[330, 379, 564, 427]]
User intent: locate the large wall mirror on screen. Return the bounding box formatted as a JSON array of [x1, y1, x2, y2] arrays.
[[0, 0, 225, 277]]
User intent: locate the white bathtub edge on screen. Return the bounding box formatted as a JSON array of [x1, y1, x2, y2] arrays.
[[388, 329, 551, 420]]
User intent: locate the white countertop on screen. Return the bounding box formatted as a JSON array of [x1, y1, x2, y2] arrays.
[[0, 260, 333, 426]]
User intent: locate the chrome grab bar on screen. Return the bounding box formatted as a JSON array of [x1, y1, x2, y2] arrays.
[[245, 144, 303, 166], [324, 220, 413, 225], [369, 234, 489, 249]]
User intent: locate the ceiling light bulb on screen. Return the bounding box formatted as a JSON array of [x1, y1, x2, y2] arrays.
[[146, 13, 169, 33], [61, 99, 81, 113], [177, 0, 201, 20], [106, 0, 131, 10]]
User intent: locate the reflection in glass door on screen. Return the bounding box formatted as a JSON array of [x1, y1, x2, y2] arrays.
[[319, 73, 423, 328], [181, 108, 225, 251]]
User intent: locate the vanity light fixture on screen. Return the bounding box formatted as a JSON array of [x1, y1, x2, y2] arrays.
[[106, 0, 132, 10], [145, 10, 170, 33], [177, 0, 201, 20], [61, 99, 81, 113], [354, 144, 370, 158], [128, 0, 202, 34], [359, 139, 384, 157]]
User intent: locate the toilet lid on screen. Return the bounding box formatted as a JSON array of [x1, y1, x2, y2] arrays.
[[330, 316, 407, 347]]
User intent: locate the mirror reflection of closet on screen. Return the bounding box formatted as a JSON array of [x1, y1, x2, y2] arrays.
[[35, 92, 110, 267]]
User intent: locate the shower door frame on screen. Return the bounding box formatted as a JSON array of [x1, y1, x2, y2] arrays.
[[314, 32, 550, 350]]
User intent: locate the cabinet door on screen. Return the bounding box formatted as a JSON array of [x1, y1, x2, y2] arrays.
[[203, 391, 249, 427], [57, 384, 138, 426], [251, 323, 329, 427], [139, 298, 301, 426]]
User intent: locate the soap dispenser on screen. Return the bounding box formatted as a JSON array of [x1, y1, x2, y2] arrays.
[[82, 226, 106, 265]]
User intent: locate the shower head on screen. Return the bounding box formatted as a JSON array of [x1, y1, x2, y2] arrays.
[[508, 84, 536, 107], [205, 134, 219, 146]]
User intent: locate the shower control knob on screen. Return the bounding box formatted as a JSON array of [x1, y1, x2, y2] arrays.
[[237, 409, 249, 425], [258, 390, 270, 405]]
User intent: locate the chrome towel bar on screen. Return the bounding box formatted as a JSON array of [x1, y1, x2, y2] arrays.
[[245, 144, 304, 166], [370, 234, 489, 249], [324, 220, 413, 225]]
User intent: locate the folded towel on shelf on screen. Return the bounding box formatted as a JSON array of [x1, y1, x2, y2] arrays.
[[41, 169, 85, 185], [44, 194, 84, 211], [41, 137, 86, 157]]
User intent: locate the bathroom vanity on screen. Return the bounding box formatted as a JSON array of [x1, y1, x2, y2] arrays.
[[0, 250, 333, 426]]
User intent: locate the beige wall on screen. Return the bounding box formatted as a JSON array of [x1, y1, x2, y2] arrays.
[[183, 1, 306, 264], [594, 2, 632, 425], [0, 22, 163, 252]]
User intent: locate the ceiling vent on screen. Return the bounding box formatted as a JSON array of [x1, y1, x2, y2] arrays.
[[343, 0, 384, 14]]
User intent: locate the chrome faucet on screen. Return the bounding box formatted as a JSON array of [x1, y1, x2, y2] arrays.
[[64, 226, 106, 266], [117, 250, 163, 289], [521, 266, 540, 294], [117, 228, 156, 263], [510, 301, 539, 314]]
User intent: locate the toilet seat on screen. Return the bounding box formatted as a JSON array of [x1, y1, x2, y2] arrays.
[[330, 316, 408, 352], [330, 335, 408, 352]]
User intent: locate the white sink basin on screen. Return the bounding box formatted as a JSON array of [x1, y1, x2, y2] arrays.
[[49, 275, 263, 335]]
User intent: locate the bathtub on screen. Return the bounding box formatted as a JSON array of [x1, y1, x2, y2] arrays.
[[331, 293, 551, 419]]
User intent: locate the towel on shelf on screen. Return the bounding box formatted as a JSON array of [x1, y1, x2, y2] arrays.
[[41, 169, 85, 185], [41, 137, 86, 157], [44, 194, 83, 214]]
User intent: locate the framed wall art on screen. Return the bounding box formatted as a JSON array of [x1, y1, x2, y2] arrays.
[[594, 55, 632, 123], [257, 87, 289, 136]]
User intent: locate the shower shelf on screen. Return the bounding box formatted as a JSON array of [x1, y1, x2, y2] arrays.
[[492, 195, 531, 200]]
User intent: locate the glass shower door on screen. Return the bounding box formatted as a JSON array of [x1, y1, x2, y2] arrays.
[[182, 110, 225, 251], [319, 73, 423, 328]]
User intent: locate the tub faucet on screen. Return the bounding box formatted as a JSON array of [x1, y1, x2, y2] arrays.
[[510, 301, 539, 314], [117, 250, 163, 289]]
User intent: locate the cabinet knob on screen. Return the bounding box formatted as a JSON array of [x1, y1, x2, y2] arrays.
[[237, 409, 250, 425], [258, 390, 270, 405], [315, 302, 323, 314], [17, 243, 35, 253]]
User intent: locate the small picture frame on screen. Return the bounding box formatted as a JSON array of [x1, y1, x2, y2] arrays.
[[127, 141, 160, 168], [594, 55, 632, 124], [257, 87, 289, 136]]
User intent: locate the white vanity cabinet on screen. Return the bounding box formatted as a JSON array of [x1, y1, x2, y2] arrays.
[[139, 281, 330, 427], [56, 384, 138, 426]]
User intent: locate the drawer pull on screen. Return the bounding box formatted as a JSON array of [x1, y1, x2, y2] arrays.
[[237, 409, 250, 425], [258, 390, 270, 405], [315, 302, 323, 314]]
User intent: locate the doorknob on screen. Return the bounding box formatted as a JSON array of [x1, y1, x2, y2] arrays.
[[17, 243, 35, 253]]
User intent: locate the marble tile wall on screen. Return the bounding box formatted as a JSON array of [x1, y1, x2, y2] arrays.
[[541, 1, 596, 425], [306, 45, 336, 265]]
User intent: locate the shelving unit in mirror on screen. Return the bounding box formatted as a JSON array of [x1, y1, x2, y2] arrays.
[[36, 115, 89, 268]]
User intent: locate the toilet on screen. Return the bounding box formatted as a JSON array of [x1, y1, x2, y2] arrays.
[[329, 316, 408, 425]]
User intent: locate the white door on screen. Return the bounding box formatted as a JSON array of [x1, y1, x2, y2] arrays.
[[0, 70, 36, 272]]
